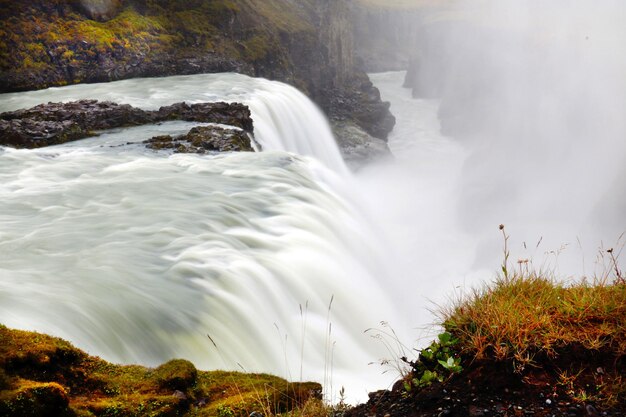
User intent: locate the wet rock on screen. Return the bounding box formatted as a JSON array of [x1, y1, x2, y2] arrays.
[[0, 382, 71, 417], [2, 100, 153, 130], [155, 102, 253, 132], [332, 120, 391, 169], [152, 359, 198, 391], [0, 118, 87, 148], [328, 73, 396, 141], [0, 100, 254, 149], [586, 405, 600, 417], [75, 0, 122, 21], [145, 126, 253, 153], [172, 390, 187, 400]]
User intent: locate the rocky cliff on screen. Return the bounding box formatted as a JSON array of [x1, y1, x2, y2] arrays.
[[0, 0, 395, 151]]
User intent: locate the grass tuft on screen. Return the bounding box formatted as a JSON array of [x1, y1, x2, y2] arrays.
[[434, 228, 626, 407], [441, 274, 626, 365]]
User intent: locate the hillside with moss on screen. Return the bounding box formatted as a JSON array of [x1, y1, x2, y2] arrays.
[[0, 0, 317, 93], [0, 325, 322, 417]]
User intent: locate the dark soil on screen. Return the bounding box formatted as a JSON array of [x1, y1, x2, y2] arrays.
[[347, 353, 625, 417]]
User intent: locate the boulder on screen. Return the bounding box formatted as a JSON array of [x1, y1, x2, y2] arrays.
[[0, 100, 254, 149], [145, 125, 254, 153], [332, 120, 391, 169], [152, 359, 198, 392]]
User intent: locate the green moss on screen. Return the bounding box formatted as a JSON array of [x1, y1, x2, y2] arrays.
[[152, 359, 198, 391], [0, 0, 321, 90], [235, 0, 314, 33], [0, 382, 72, 417], [242, 34, 272, 61], [0, 325, 322, 417]]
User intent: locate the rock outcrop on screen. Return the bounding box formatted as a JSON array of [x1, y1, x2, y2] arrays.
[[145, 125, 253, 154], [0, 100, 253, 148], [332, 120, 391, 169]]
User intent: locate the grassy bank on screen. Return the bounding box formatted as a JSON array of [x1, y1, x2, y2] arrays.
[[442, 272, 626, 406], [358, 242, 626, 416], [0, 325, 323, 417]]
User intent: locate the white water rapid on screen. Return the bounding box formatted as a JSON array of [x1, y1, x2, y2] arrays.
[[0, 73, 394, 403]]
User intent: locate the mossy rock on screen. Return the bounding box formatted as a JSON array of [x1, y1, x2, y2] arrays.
[[0, 325, 322, 417], [0, 382, 72, 417], [0, 367, 11, 391], [0, 325, 85, 379], [152, 359, 198, 392]]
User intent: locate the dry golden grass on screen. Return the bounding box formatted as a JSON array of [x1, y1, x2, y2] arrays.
[[442, 273, 626, 365], [435, 233, 626, 407]]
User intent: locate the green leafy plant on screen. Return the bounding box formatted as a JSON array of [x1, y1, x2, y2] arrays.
[[217, 404, 235, 417], [403, 331, 463, 391]]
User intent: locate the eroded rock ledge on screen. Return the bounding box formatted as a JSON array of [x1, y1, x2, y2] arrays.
[[145, 125, 253, 154], [0, 100, 253, 149]]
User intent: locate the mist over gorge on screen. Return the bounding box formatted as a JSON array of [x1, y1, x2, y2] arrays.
[[389, 1, 626, 274]]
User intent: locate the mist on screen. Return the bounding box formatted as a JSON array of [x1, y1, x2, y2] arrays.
[[359, 0, 626, 336]]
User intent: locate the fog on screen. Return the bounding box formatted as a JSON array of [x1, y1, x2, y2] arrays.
[[360, 0, 626, 338]]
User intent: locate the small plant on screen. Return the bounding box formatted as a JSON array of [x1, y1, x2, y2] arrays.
[[217, 404, 235, 417], [403, 331, 463, 391], [607, 246, 624, 285], [331, 386, 351, 416], [500, 224, 510, 279]]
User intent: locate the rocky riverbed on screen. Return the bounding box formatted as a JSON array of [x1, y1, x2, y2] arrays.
[[0, 100, 253, 150]]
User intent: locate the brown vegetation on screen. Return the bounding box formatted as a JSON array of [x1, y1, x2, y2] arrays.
[[0, 325, 322, 417]]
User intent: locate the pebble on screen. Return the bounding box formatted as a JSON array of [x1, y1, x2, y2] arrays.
[[172, 390, 187, 400]]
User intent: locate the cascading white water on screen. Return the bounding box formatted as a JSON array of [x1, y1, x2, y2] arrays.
[[0, 74, 396, 403], [0, 73, 348, 174]]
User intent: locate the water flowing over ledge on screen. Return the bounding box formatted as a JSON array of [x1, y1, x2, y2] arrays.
[[0, 73, 349, 175], [0, 73, 395, 403]]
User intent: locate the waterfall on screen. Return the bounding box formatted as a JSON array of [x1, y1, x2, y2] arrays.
[[0, 74, 395, 402], [0, 73, 348, 174]]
